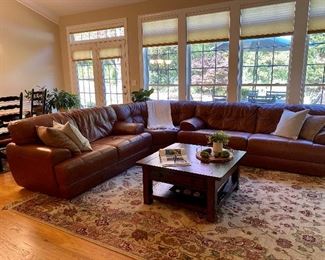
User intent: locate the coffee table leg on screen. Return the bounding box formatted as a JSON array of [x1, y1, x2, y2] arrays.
[[143, 166, 153, 204], [207, 179, 216, 222], [233, 167, 240, 191]]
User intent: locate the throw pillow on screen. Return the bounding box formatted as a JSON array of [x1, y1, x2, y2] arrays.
[[36, 126, 81, 154], [299, 115, 325, 141], [53, 121, 92, 152], [272, 109, 309, 140]]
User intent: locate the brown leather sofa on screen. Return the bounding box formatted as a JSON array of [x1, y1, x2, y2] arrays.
[[7, 101, 325, 199], [7, 106, 151, 198], [112, 102, 325, 177]]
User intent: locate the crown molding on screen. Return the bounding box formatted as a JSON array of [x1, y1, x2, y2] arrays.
[[16, 0, 59, 24]]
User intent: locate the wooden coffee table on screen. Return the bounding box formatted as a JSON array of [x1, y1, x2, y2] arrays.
[[137, 143, 246, 222]]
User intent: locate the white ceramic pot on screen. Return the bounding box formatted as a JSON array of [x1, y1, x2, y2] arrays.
[[213, 142, 223, 154]]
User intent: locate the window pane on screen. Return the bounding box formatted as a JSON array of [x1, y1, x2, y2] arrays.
[[144, 45, 179, 100], [304, 85, 325, 104], [75, 60, 96, 108], [70, 27, 124, 42], [304, 33, 325, 104], [102, 58, 123, 106], [188, 41, 229, 102], [240, 36, 291, 103]]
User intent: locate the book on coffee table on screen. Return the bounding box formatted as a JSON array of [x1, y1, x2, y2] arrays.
[[159, 148, 191, 167]]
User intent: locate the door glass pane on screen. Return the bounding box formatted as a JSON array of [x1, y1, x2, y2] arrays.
[[75, 60, 96, 108], [102, 58, 123, 105]]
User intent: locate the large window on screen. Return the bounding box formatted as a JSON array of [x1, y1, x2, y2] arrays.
[[189, 42, 228, 101], [142, 18, 179, 100], [240, 36, 292, 103], [187, 11, 230, 101], [239, 2, 295, 104], [303, 0, 325, 104], [144, 45, 178, 100]]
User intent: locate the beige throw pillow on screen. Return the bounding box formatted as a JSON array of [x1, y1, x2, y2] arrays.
[[36, 126, 81, 154], [53, 121, 92, 152], [272, 109, 309, 140], [299, 115, 325, 141]]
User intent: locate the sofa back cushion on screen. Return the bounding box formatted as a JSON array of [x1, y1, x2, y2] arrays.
[[195, 102, 258, 133], [170, 101, 197, 125], [9, 106, 116, 145], [111, 102, 148, 125], [256, 104, 325, 134], [68, 107, 116, 142]]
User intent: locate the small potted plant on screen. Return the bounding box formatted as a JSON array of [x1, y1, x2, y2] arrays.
[[209, 131, 229, 154], [131, 88, 154, 102], [48, 88, 80, 112]]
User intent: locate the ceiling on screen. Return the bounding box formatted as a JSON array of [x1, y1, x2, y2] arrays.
[[17, 0, 148, 24]]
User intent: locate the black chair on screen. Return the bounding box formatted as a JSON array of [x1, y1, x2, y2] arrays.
[[0, 93, 23, 172], [31, 88, 47, 116]]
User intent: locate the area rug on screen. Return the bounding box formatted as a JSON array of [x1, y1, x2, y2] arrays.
[[4, 167, 325, 259]]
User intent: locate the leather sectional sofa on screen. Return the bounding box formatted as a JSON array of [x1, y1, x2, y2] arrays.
[[7, 101, 325, 199]]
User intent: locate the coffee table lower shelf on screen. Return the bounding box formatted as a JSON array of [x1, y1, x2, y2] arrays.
[[152, 182, 207, 213]]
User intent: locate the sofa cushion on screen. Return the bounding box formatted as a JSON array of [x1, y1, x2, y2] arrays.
[[170, 101, 197, 125], [195, 103, 258, 133], [145, 128, 179, 146], [177, 129, 251, 150], [68, 106, 117, 142], [111, 102, 147, 125], [180, 117, 205, 131], [55, 144, 118, 187], [314, 128, 325, 145], [247, 134, 325, 164], [93, 133, 152, 159]]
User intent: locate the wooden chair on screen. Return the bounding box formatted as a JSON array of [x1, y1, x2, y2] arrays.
[[31, 88, 47, 116], [0, 93, 23, 172]]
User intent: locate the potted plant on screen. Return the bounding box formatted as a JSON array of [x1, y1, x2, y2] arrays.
[[131, 88, 154, 102], [209, 131, 229, 154], [48, 88, 80, 112]]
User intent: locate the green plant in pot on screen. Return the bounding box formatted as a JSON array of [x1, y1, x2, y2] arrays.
[[209, 131, 229, 154], [131, 88, 154, 102], [48, 88, 80, 112]]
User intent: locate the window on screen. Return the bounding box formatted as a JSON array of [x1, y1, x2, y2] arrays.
[[142, 18, 179, 100], [240, 36, 292, 103], [68, 22, 129, 107], [187, 11, 230, 101], [239, 2, 295, 104], [303, 0, 325, 104], [70, 27, 124, 42]]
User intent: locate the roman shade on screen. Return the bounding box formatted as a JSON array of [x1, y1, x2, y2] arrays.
[[240, 2, 296, 38], [309, 0, 325, 32], [142, 18, 178, 47], [99, 47, 122, 59], [72, 50, 92, 61], [187, 11, 230, 43]]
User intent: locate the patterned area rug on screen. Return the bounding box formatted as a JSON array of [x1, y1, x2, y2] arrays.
[[5, 167, 325, 259]]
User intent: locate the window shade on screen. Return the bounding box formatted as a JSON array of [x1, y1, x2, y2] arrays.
[[187, 11, 230, 43], [99, 47, 122, 59], [72, 50, 92, 61], [309, 0, 325, 32], [142, 18, 178, 47], [241, 2, 295, 38]]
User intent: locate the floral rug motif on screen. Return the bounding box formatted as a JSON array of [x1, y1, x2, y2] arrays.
[[5, 167, 325, 259]]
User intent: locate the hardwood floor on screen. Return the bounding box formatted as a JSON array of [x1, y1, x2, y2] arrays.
[[0, 171, 132, 260]]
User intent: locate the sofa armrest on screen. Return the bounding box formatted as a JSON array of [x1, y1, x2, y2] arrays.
[[180, 117, 205, 131], [6, 143, 72, 195], [112, 122, 144, 135], [314, 128, 325, 145]]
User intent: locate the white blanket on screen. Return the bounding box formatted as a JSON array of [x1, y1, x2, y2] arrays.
[[147, 100, 175, 129]]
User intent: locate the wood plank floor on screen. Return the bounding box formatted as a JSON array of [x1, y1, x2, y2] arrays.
[[0, 171, 132, 260]]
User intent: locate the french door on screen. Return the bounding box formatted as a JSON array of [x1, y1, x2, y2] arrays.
[[72, 40, 129, 108]]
